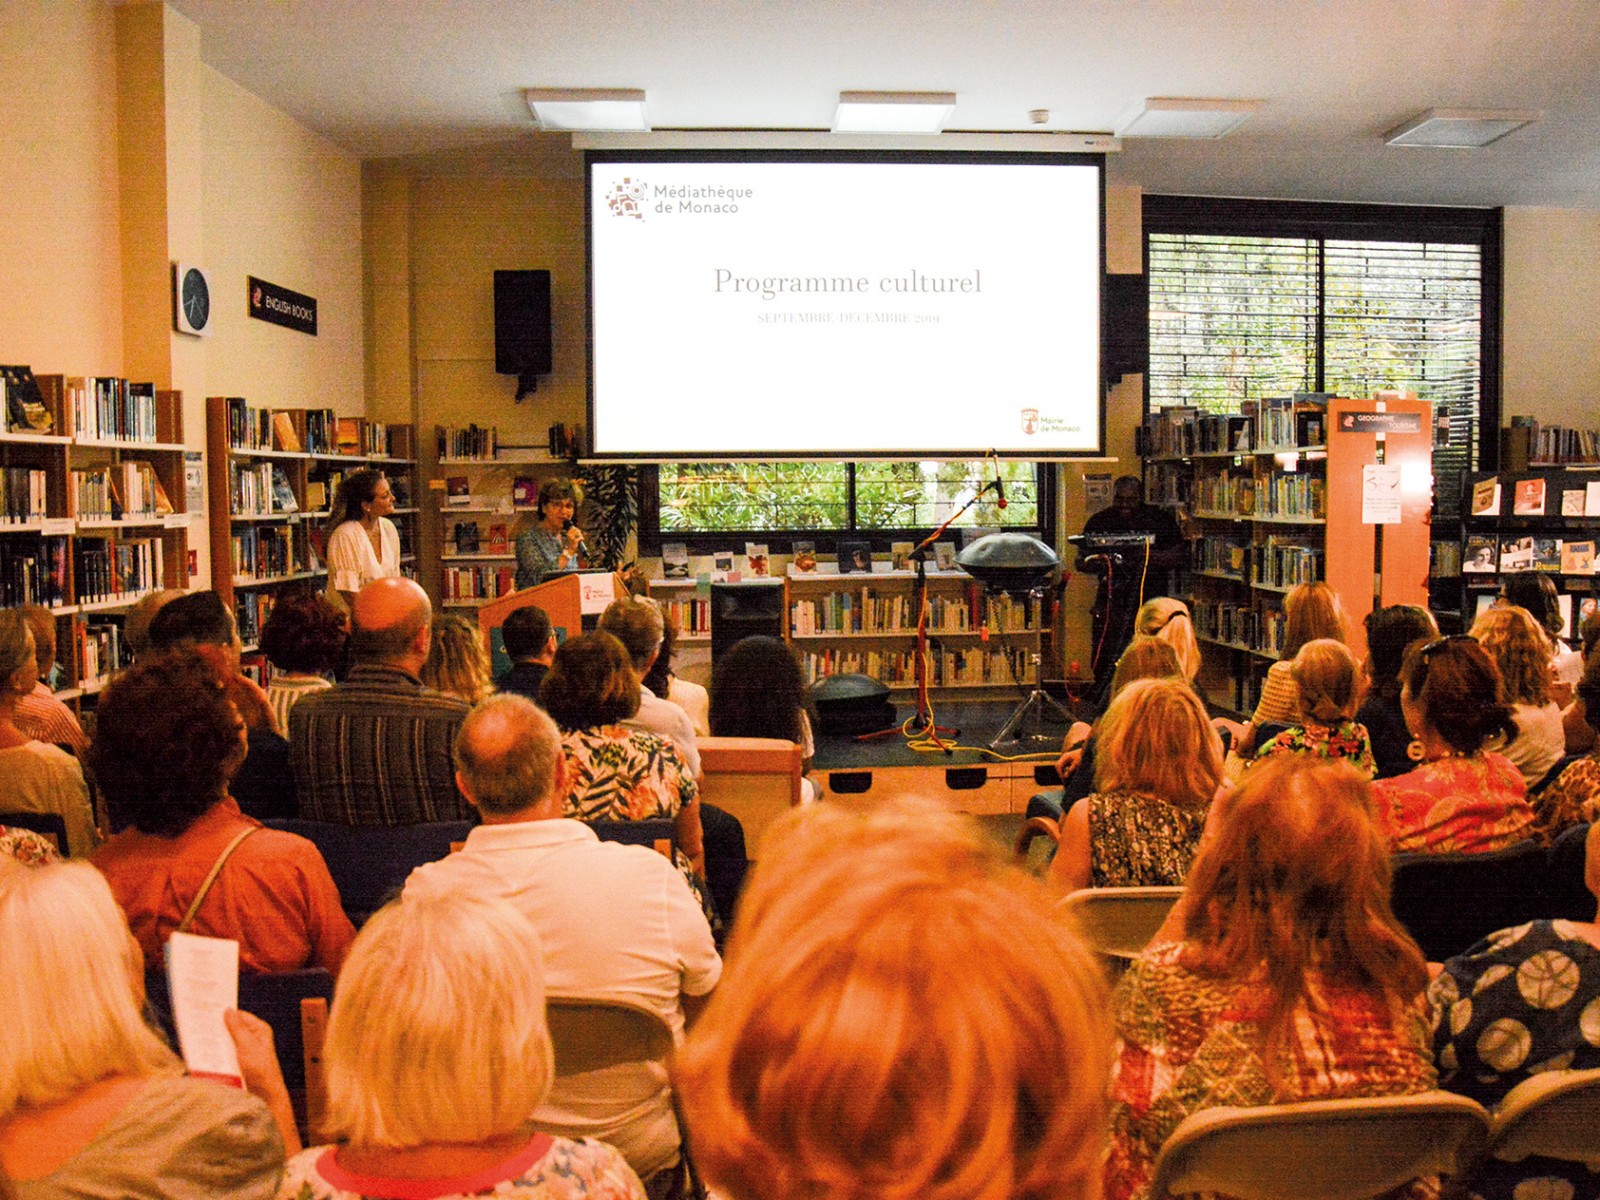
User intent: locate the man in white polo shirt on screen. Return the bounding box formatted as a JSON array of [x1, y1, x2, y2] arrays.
[[404, 693, 720, 1187]]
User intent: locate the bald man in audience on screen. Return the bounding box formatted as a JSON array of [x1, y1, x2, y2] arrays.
[[290, 577, 471, 823], [405, 693, 719, 1187]]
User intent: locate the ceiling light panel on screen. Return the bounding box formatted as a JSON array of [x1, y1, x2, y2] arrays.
[[834, 91, 956, 134], [525, 88, 649, 132], [1115, 98, 1262, 139], [1384, 108, 1539, 148]]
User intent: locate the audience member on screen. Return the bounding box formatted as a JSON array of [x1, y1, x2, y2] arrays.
[[405, 695, 718, 1186], [1256, 638, 1377, 777], [290, 578, 471, 824], [0, 611, 96, 856], [1373, 635, 1535, 853], [279, 889, 644, 1200], [677, 802, 1110, 1200], [493, 604, 555, 701], [1471, 604, 1567, 788], [1133, 596, 1201, 681], [709, 634, 816, 789], [1048, 677, 1220, 892], [1236, 580, 1349, 753], [0, 860, 293, 1197], [1358, 604, 1440, 778], [325, 467, 401, 611], [642, 619, 709, 737], [515, 477, 587, 588], [147, 590, 296, 820], [1429, 821, 1600, 1200], [122, 587, 183, 662], [1536, 653, 1600, 832], [89, 650, 354, 974], [1106, 756, 1435, 1200], [258, 590, 347, 732], [12, 605, 87, 755], [1570, 611, 1600, 755], [421, 611, 495, 705], [539, 632, 709, 912], [1499, 570, 1583, 697], [598, 598, 700, 776]]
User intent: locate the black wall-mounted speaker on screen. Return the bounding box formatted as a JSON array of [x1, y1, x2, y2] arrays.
[[1103, 272, 1149, 387], [493, 269, 553, 378]]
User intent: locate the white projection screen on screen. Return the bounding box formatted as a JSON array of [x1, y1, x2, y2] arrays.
[[587, 151, 1105, 459]]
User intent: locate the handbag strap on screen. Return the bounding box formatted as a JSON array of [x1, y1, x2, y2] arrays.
[[175, 825, 259, 934]]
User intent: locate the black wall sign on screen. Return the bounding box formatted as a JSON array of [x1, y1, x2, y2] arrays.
[[247, 276, 318, 336]]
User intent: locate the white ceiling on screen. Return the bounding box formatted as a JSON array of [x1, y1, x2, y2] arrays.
[[167, 0, 1600, 209]]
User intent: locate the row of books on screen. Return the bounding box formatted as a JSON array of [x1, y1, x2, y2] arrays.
[[1471, 476, 1600, 518], [1463, 536, 1597, 575], [1505, 416, 1600, 465], [1140, 397, 1327, 458], [438, 424, 498, 461], [74, 538, 161, 604], [1249, 394, 1329, 450], [788, 590, 1038, 637], [236, 591, 278, 647], [441, 564, 516, 601], [1, 466, 48, 523], [65, 377, 160, 443], [230, 526, 307, 580], [1192, 600, 1288, 659], [77, 618, 127, 687], [70, 462, 175, 521], [230, 463, 298, 516], [798, 644, 1036, 688], [658, 597, 710, 636], [1192, 538, 1248, 579], [1256, 473, 1326, 520], [0, 537, 70, 607], [1254, 539, 1323, 589]]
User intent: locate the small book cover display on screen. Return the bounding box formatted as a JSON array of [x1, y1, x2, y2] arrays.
[[1533, 538, 1562, 573], [890, 541, 913, 571], [837, 541, 871, 574], [446, 476, 471, 507], [453, 521, 481, 554], [1580, 596, 1600, 627], [662, 542, 690, 579], [270, 466, 298, 513], [744, 543, 770, 577], [1498, 536, 1536, 573], [0, 365, 53, 433], [933, 542, 957, 571], [791, 540, 817, 574], [1471, 477, 1502, 516], [336, 417, 362, 455], [1512, 478, 1547, 516], [485, 523, 509, 555], [512, 476, 537, 507], [1563, 489, 1588, 517], [712, 551, 735, 582], [1463, 535, 1498, 573], [271, 411, 302, 453], [1563, 540, 1596, 575]]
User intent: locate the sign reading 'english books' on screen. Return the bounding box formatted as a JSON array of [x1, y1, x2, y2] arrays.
[[247, 276, 317, 336]]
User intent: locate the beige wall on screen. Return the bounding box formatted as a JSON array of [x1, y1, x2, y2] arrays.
[[1502, 208, 1600, 426]]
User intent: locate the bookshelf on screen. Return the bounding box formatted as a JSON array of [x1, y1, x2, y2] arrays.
[[1, 373, 191, 708], [1143, 394, 1433, 718], [429, 427, 567, 609], [1454, 466, 1599, 640], [206, 396, 417, 643]]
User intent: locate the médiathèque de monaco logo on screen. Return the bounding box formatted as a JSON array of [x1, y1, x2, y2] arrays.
[[607, 178, 648, 220]]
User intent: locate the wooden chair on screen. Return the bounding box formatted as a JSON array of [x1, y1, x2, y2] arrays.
[[1486, 1066, 1600, 1170], [1013, 814, 1060, 867], [265, 818, 475, 926], [0, 809, 69, 856], [1059, 886, 1183, 962], [544, 995, 704, 1200], [696, 736, 803, 859], [1147, 1092, 1491, 1200]]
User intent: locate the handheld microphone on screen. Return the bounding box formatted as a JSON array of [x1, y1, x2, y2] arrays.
[[564, 519, 590, 559]]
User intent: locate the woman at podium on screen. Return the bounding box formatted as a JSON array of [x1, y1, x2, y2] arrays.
[[515, 478, 589, 588]]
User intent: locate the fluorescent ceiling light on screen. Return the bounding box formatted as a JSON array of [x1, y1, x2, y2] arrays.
[[1115, 98, 1262, 139], [525, 88, 649, 132], [834, 91, 956, 134], [1384, 108, 1538, 148]]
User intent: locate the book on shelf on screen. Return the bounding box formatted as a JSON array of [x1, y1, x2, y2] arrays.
[[1580, 596, 1599, 628], [1563, 540, 1596, 575], [445, 476, 471, 506], [744, 543, 769, 577], [1563, 489, 1588, 517], [453, 521, 481, 554], [485, 523, 509, 555], [335, 417, 362, 455], [1589, 481, 1600, 516], [933, 542, 957, 571], [1498, 536, 1536, 573], [1471, 477, 1502, 516], [837, 541, 871, 574], [271, 466, 298, 513], [662, 543, 690, 579], [1512, 477, 1546, 516], [1462, 535, 1499, 574], [271, 411, 302, 453], [890, 541, 913, 571], [1558, 594, 1574, 638], [305, 478, 328, 512], [791, 540, 817, 574], [711, 551, 735, 582], [1533, 538, 1562, 573], [1, 364, 54, 433]]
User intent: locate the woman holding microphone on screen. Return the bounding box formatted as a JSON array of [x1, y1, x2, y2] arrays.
[[515, 478, 588, 588]]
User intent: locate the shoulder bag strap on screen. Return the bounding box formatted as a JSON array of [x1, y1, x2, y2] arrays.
[[175, 825, 259, 934]]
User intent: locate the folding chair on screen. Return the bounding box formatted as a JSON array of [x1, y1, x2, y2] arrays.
[[1059, 886, 1184, 961], [1147, 1092, 1491, 1200], [1486, 1066, 1600, 1169]]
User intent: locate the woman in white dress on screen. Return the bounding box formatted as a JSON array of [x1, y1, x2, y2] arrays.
[[324, 468, 400, 610]]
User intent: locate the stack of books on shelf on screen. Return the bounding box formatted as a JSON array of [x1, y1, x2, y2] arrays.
[[65, 377, 159, 442], [1193, 537, 1249, 580], [1194, 469, 1255, 516], [1200, 413, 1253, 455], [71, 462, 172, 521], [302, 409, 337, 454], [1, 466, 48, 523], [1192, 599, 1262, 652], [441, 563, 516, 602], [1503, 416, 1600, 467], [657, 595, 710, 636], [76, 618, 127, 688], [798, 645, 1034, 689], [230, 463, 297, 516], [438, 424, 498, 460], [1254, 539, 1322, 589], [1258, 474, 1326, 520], [230, 526, 300, 581], [235, 591, 278, 647], [0, 538, 70, 607], [222, 397, 274, 451], [1248, 394, 1328, 450], [74, 537, 161, 603], [1140, 406, 1199, 458]]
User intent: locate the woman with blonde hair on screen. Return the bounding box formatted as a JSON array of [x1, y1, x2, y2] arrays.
[[1256, 638, 1377, 778], [1133, 596, 1201, 681], [0, 860, 292, 1197], [1470, 604, 1566, 788], [420, 611, 495, 705], [279, 890, 643, 1200], [677, 803, 1111, 1200], [1107, 756, 1435, 1200], [1237, 579, 1349, 753], [1048, 677, 1221, 893]]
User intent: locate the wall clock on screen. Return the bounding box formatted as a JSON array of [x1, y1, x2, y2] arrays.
[[173, 261, 212, 337]]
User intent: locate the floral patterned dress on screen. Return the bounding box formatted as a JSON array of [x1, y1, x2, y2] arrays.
[[1534, 754, 1600, 838], [280, 1133, 646, 1200], [1256, 718, 1378, 779], [1087, 790, 1206, 887], [0, 824, 61, 866], [1107, 942, 1438, 1200], [1372, 752, 1536, 854], [1429, 920, 1600, 1200]]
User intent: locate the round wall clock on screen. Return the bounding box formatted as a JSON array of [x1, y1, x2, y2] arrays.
[[173, 261, 212, 336]]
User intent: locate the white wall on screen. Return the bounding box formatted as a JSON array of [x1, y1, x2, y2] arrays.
[[1503, 207, 1600, 426]]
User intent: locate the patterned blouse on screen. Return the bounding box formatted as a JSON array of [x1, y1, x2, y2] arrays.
[[1087, 789, 1205, 887], [560, 725, 697, 824], [281, 1133, 646, 1200], [1535, 754, 1600, 837], [1256, 718, 1378, 779], [0, 824, 61, 866], [1372, 752, 1536, 855], [1429, 920, 1600, 1200], [1108, 941, 1437, 1200]]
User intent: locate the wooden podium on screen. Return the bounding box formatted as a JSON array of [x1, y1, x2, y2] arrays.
[[477, 576, 582, 676]]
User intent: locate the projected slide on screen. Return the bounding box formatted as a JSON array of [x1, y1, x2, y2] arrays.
[[589, 156, 1101, 457]]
